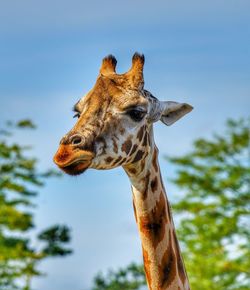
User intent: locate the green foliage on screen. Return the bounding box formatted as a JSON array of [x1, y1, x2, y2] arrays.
[[91, 263, 146, 290], [91, 118, 250, 290], [38, 225, 72, 256], [0, 120, 72, 290], [168, 118, 250, 290]]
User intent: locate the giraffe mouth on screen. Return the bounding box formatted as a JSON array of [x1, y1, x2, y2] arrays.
[[53, 146, 94, 175], [59, 158, 92, 175]]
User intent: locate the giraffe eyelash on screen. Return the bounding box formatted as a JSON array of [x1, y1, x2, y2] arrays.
[[73, 112, 80, 118], [72, 104, 81, 118]]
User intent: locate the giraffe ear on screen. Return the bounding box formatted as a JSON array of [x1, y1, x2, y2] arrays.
[[100, 55, 117, 76], [127, 52, 145, 89], [160, 101, 193, 126]]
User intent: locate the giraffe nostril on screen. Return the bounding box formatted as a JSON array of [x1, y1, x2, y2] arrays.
[[70, 135, 84, 146]]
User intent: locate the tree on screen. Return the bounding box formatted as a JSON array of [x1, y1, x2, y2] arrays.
[[0, 120, 72, 290], [169, 118, 250, 290], [90, 118, 250, 290], [91, 263, 146, 290]]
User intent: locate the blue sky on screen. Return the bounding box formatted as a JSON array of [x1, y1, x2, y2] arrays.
[[1, 1, 250, 289]]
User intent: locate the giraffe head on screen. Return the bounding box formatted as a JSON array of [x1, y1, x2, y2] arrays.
[[53, 53, 193, 175]]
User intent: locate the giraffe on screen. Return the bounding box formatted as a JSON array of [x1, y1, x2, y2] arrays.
[[53, 53, 193, 290]]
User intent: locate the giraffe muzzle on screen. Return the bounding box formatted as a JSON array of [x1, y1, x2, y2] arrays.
[[53, 144, 94, 175]]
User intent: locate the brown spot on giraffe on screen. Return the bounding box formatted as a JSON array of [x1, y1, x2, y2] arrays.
[[160, 235, 177, 287], [130, 144, 138, 156], [105, 156, 114, 163], [119, 127, 125, 135], [121, 138, 132, 154], [127, 167, 137, 175], [141, 171, 150, 200], [142, 131, 148, 146], [137, 125, 144, 141], [132, 150, 144, 163], [112, 137, 118, 154], [140, 158, 146, 172], [139, 192, 167, 248], [150, 176, 158, 192], [117, 157, 126, 166], [112, 156, 123, 166], [152, 148, 159, 172], [173, 231, 187, 284]]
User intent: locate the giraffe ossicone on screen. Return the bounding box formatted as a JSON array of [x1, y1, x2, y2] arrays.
[[54, 53, 192, 290]]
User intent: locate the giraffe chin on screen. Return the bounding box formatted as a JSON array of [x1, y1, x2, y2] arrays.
[[59, 160, 91, 176]]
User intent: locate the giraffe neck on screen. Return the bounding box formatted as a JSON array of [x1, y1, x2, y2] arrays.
[[123, 146, 190, 290]]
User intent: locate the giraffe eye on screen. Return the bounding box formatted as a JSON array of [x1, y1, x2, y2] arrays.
[[127, 109, 146, 122]]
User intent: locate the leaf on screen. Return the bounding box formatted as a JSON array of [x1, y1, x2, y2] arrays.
[[16, 120, 36, 129]]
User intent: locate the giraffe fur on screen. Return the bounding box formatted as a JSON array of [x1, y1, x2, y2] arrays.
[[54, 53, 193, 290]]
